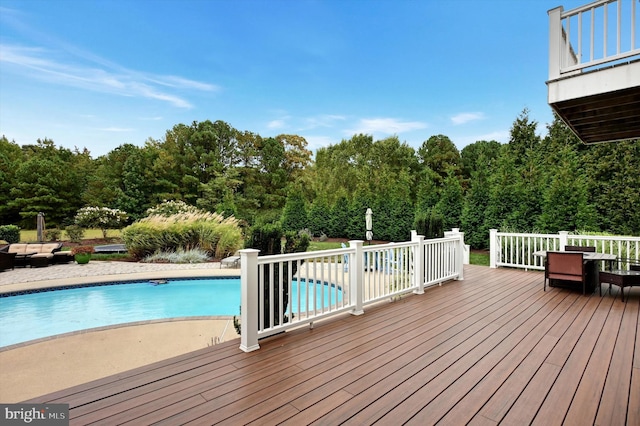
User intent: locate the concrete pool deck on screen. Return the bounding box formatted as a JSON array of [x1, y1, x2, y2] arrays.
[[0, 261, 242, 402]]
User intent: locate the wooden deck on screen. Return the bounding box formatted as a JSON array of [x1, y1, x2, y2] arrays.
[[27, 265, 640, 425]]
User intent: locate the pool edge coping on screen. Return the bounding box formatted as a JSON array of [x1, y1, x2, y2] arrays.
[[0, 267, 241, 295]]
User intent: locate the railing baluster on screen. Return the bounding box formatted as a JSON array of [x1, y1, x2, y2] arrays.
[[604, 1, 608, 57], [633, 0, 636, 50], [591, 7, 595, 61], [578, 11, 583, 62], [617, 0, 621, 55]]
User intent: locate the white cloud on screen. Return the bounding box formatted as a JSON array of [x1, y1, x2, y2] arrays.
[[267, 119, 287, 129], [0, 43, 217, 109], [302, 114, 346, 130], [451, 112, 486, 125], [347, 117, 428, 135]]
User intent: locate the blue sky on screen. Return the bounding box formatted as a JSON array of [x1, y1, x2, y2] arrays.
[[0, 0, 589, 158]]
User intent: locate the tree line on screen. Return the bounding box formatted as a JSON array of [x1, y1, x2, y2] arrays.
[[1, 109, 638, 248]]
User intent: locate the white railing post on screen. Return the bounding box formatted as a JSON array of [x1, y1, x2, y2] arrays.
[[489, 229, 498, 268], [239, 248, 260, 353], [412, 231, 425, 294], [445, 228, 465, 281], [559, 231, 569, 250], [349, 240, 364, 315], [548, 6, 564, 80]]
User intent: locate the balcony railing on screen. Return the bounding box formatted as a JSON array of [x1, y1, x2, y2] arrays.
[[489, 229, 640, 270], [239, 230, 467, 352], [548, 0, 640, 80]]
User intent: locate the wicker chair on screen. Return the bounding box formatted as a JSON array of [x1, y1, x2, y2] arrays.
[[545, 251, 588, 295], [0, 251, 16, 271], [565, 245, 596, 252]]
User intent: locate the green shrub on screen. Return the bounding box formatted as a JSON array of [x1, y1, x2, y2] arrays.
[[413, 209, 444, 239], [46, 228, 62, 241], [65, 225, 85, 243], [0, 225, 21, 244], [122, 212, 243, 260]]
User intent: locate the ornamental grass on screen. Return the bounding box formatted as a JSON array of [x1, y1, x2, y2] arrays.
[[122, 212, 242, 260]]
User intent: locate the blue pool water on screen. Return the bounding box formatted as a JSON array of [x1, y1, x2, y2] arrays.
[[0, 278, 342, 347]]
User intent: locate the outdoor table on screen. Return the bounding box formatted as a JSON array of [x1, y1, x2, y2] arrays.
[[532, 250, 617, 262], [533, 250, 617, 293], [599, 269, 640, 302]]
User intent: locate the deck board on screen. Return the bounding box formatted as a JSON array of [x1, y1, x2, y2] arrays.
[[26, 265, 640, 425]]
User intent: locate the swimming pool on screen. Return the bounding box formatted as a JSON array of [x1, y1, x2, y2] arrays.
[[0, 278, 343, 347]]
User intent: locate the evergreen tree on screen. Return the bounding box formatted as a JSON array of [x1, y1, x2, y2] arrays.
[[537, 147, 597, 232], [307, 199, 331, 237], [281, 193, 308, 232], [584, 139, 640, 234], [328, 197, 350, 237], [0, 137, 25, 224], [434, 172, 464, 232], [461, 162, 492, 248]]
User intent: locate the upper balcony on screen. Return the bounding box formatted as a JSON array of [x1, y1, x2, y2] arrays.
[[548, 0, 640, 144]]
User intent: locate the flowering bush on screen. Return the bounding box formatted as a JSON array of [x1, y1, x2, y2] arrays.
[[71, 245, 95, 255], [145, 200, 204, 217], [75, 207, 129, 238]]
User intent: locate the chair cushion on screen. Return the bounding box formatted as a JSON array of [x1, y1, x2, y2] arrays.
[[548, 272, 583, 282], [31, 253, 54, 259], [25, 244, 44, 253], [8, 244, 28, 254], [40, 243, 61, 254]]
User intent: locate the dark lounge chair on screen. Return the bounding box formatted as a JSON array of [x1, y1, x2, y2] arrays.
[[0, 251, 16, 271]]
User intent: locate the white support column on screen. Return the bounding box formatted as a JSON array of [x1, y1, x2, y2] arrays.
[[239, 249, 260, 352], [548, 6, 564, 81], [559, 231, 569, 251], [349, 240, 364, 315], [412, 232, 425, 294], [490, 229, 498, 269]]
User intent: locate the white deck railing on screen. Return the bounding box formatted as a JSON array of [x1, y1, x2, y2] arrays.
[[548, 0, 640, 80], [489, 229, 640, 271], [239, 230, 466, 352]]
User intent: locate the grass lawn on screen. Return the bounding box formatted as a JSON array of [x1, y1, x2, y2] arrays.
[[308, 241, 345, 251], [470, 251, 490, 266], [310, 240, 491, 267], [19, 229, 122, 242]]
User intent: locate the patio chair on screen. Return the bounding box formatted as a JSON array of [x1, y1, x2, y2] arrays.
[[544, 251, 588, 295], [565, 245, 596, 252]]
